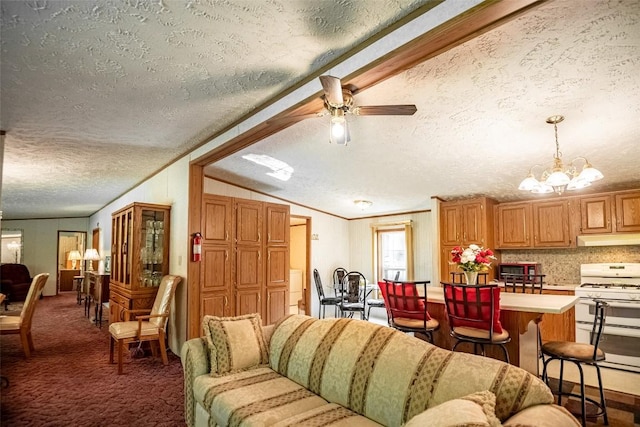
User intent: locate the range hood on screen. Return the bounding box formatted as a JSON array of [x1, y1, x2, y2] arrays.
[[577, 233, 640, 247]]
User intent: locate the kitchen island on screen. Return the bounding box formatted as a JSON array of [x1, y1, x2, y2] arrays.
[[424, 286, 579, 375]]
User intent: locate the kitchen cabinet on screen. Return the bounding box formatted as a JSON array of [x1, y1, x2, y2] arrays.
[[532, 200, 572, 247], [495, 202, 532, 248], [614, 190, 640, 232], [439, 197, 497, 282], [198, 195, 290, 325], [109, 202, 170, 323], [580, 195, 613, 234], [495, 200, 575, 249], [539, 289, 575, 343]]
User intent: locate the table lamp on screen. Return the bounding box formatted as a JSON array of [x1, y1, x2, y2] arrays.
[[68, 250, 82, 269], [84, 248, 101, 272]]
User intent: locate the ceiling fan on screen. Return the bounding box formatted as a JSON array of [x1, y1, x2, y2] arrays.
[[317, 75, 417, 145]]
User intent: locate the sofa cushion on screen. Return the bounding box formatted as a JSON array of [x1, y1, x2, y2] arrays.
[[404, 391, 501, 427], [203, 313, 269, 375], [269, 315, 553, 425], [270, 403, 382, 427], [193, 366, 331, 427], [503, 404, 581, 427]]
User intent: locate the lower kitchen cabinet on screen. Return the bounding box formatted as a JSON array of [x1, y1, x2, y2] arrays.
[[539, 289, 575, 343]]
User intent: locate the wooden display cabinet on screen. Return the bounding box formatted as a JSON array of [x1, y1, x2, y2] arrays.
[[109, 202, 170, 322]]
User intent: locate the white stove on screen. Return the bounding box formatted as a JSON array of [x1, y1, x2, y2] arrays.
[[576, 263, 640, 373]]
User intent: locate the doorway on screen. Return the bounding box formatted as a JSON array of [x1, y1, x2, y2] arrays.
[[57, 231, 87, 294], [289, 215, 311, 315]]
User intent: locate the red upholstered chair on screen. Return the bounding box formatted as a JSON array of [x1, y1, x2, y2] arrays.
[[441, 281, 511, 363], [381, 279, 439, 343], [0, 264, 33, 309]]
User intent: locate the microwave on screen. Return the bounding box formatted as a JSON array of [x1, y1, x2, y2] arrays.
[[498, 263, 541, 279]]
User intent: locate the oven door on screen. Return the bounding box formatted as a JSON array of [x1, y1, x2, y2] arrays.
[[575, 321, 640, 373], [575, 298, 640, 328]]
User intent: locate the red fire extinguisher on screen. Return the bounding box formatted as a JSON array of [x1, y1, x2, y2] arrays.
[[192, 232, 202, 262]]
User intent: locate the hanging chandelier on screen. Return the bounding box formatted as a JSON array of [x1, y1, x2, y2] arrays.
[[519, 115, 603, 195]]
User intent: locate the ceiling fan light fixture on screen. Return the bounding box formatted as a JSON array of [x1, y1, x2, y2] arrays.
[[329, 109, 350, 145], [519, 115, 604, 195]]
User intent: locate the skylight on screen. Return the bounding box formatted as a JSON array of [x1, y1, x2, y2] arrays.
[[242, 154, 294, 182]]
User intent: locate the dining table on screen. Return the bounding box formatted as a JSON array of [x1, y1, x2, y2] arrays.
[[422, 286, 579, 376]]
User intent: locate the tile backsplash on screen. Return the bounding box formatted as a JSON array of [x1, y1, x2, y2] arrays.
[[500, 246, 640, 285]]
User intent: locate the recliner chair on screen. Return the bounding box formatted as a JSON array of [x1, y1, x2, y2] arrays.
[[0, 264, 33, 309]]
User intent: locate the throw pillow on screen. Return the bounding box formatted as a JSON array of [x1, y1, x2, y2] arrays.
[[404, 390, 502, 427], [203, 313, 269, 376]]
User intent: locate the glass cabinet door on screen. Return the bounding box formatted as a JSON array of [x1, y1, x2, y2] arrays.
[[139, 209, 167, 287]]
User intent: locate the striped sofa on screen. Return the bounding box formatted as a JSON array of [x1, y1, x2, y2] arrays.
[[181, 314, 579, 427]]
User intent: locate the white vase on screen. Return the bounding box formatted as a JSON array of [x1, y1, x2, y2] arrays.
[[464, 271, 478, 285]]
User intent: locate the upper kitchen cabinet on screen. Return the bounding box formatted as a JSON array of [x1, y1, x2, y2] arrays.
[[496, 200, 575, 249], [580, 195, 613, 234], [439, 197, 497, 282], [495, 202, 532, 248], [579, 190, 640, 234], [614, 190, 640, 232], [532, 200, 573, 247], [440, 197, 496, 246]]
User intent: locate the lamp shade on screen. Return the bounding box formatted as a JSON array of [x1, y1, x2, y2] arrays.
[[68, 250, 82, 261], [84, 248, 100, 261]]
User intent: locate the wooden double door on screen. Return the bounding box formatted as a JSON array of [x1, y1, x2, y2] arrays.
[[199, 194, 290, 325]]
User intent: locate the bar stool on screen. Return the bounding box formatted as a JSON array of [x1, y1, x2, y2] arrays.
[[541, 299, 609, 427], [74, 275, 85, 305]]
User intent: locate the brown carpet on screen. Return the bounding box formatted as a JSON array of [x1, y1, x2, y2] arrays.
[[0, 293, 185, 427]]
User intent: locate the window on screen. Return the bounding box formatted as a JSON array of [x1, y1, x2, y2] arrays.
[[372, 221, 414, 282]]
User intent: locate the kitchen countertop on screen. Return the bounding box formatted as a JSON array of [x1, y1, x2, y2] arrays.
[[426, 286, 579, 314]]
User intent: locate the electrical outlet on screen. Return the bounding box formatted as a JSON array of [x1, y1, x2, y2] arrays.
[[311, 233, 319, 240]]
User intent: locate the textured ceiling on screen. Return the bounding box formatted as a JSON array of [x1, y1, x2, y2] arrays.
[[2, 0, 639, 221], [207, 0, 640, 218], [1, 0, 434, 219]]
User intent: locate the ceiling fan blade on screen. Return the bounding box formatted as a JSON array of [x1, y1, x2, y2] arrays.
[[319, 75, 344, 107], [353, 105, 417, 116]]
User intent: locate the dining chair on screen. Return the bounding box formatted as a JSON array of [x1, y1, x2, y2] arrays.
[[501, 273, 545, 294], [109, 275, 181, 374], [0, 273, 49, 358], [381, 279, 438, 343], [541, 299, 609, 427], [339, 271, 368, 320], [313, 268, 342, 319], [441, 281, 511, 363], [332, 267, 348, 298]]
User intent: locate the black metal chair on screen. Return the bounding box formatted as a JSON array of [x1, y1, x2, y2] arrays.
[[442, 281, 511, 363], [339, 271, 368, 320], [541, 299, 609, 427], [501, 273, 545, 294], [381, 279, 438, 343], [332, 267, 348, 299], [366, 272, 399, 320], [313, 269, 342, 319]]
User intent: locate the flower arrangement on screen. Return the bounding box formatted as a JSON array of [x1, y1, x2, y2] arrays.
[[450, 244, 496, 272]]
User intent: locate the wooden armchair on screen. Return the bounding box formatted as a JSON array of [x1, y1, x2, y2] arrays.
[[109, 275, 181, 374], [0, 273, 49, 357]]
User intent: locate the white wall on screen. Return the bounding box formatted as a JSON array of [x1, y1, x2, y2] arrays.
[[1, 217, 90, 296]]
